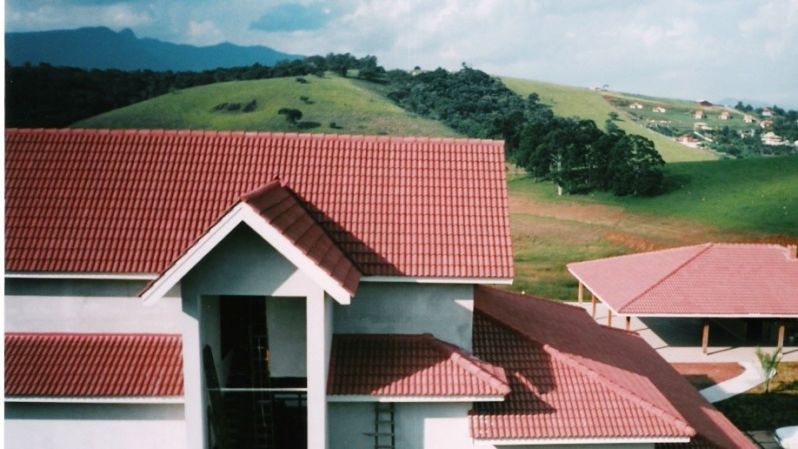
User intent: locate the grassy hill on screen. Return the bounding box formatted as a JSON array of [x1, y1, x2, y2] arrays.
[[74, 75, 459, 137], [502, 77, 717, 163], [507, 155, 798, 298]]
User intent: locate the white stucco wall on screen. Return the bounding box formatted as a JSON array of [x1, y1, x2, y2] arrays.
[[328, 402, 656, 449], [329, 402, 473, 449], [4, 279, 182, 333], [4, 403, 185, 449], [334, 283, 475, 350]]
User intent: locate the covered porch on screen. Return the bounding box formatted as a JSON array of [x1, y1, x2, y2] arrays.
[[574, 298, 798, 362], [568, 243, 798, 362]]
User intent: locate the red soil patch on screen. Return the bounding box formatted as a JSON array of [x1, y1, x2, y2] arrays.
[[671, 363, 745, 390]]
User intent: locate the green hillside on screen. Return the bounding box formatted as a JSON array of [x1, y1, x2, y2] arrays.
[[508, 155, 798, 298], [502, 77, 717, 163], [74, 75, 459, 137]]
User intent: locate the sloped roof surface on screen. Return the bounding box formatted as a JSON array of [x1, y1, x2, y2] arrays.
[[568, 243, 798, 315], [327, 333, 510, 397], [5, 333, 183, 397], [471, 287, 755, 448], [242, 180, 361, 294], [5, 128, 512, 279]]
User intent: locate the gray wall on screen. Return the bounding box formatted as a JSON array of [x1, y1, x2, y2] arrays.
[[5, 279, 182, 333], [334, 283, 475, 350], [5, 403, 185, 449], [267, 297, 307, 377]]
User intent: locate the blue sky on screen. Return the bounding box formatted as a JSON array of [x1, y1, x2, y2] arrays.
[[5, 0, 798, 107]]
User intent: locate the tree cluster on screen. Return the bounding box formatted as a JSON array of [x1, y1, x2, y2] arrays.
[[385, 65, 665, 196]]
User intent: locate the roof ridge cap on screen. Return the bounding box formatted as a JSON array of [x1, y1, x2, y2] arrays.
[[425, 334, 510, 395], [543, 344, 695, 437], [5, 127, 507, 145], [617, 243, 714, 312]]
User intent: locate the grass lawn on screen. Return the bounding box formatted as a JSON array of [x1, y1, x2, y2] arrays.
[[715, 362, 798, 429], [506, 156, 798, 299], [75, 75, 459, 137], [501, 77, 716, 163]]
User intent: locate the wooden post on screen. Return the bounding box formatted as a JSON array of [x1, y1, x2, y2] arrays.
[[625, 316, 632, 331], [777, 322, 786, 351], [591, 294, 597, 319], [607, 308, 613, 327], [701, 320, 710, 355], [578, 282, 584, 304]]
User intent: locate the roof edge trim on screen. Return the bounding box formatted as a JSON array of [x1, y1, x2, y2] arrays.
[[474, 436, 691, 445], [327, 395, 504, 403], [5, 272, 158, 281], [361, 276, 513, 285], [4, 396, 184, 404]]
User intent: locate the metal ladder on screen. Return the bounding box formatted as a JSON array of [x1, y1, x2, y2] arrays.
[[366, 402, 396, 449]]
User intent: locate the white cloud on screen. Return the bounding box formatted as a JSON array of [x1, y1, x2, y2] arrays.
[[5, 0, 798, 106], [8, 3, 155, 30], [185, 19, 224, 45]]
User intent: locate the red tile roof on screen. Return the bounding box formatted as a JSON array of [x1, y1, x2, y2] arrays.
[[5, 129, 512, 280], [471, 287, 755, 448], [5, 333, 183, 397], [242, 180, 361, 294], [327, 333, 510, 397], [568, 243, 798, 316]]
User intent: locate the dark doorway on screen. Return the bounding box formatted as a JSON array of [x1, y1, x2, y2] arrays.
[[220, 296, 269, 388], [211, 296, 307, 449]]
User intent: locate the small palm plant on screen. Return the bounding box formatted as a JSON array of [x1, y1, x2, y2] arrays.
[[755, 347, 782, 393]]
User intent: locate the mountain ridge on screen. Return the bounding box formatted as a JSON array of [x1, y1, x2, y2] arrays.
[[5, 26, 302, 71]]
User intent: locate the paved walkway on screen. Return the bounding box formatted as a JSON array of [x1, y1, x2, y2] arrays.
[[700, 361, 763, 403], [572, 301, 798, 363]]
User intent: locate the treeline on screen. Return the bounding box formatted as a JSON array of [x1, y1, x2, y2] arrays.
[[385, 66, 664, 195], [5, 53, 384, 127]]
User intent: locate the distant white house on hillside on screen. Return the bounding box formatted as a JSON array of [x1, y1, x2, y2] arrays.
[[761, 131, 786, 146], [629, 102, 644, 109], [762, 107, 774, 117], [652, 106, 667, 113], [719, 111, 731, 120], [676, 134, 701, 148], [693, 110, 705, 119], [743, 114, 755, 123], [760, 119, 773, 128]]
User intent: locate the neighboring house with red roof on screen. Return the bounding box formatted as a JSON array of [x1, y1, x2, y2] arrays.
[[5, 128, 754, 449], [568, 243, 798, 353]]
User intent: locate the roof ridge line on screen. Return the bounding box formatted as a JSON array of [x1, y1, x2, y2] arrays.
[[543, 344, 695, 437], [617, 243, 714, 313], [425, 334, 510, 395], [6, 128, 505, 145]]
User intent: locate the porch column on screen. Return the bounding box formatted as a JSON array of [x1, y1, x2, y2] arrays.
[[306, 288, 328, 449], [591, 293, 597, 319], [777, 321, 786, 351], [182, 294, 206, 449], [578, 282, 584, 304], [607, 308, 613, 327], [701, 320, 710, 355], [625, 316, 632, 331]]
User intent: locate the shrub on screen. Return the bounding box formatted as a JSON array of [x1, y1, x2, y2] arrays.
[[277, 108, 302, 124], [297, 121, 321, 130]]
